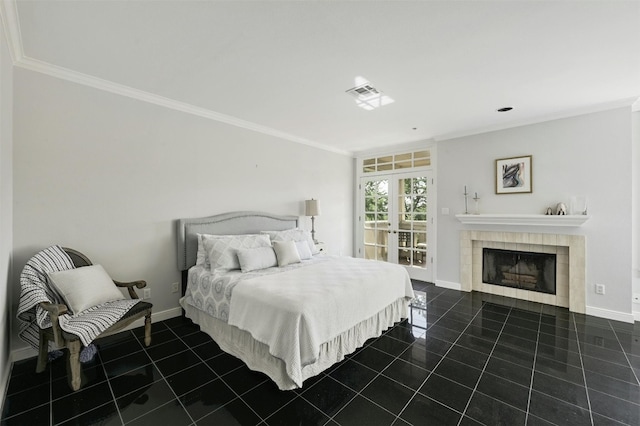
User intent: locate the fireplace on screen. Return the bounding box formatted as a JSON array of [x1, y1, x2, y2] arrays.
[[482, 248, 556, 294], [459, 231, 586, 313]]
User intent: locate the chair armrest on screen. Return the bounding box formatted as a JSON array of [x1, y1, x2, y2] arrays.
[[39, 302, 68, 347], [39, 301, 69, 316], [113, 280, 147, 299]]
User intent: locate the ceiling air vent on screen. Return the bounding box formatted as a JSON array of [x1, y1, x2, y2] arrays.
[[347, 84, 380, 98], [346, 79, 394, 111]]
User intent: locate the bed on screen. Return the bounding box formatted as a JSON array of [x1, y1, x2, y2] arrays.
[[176, 211, 414, 390]]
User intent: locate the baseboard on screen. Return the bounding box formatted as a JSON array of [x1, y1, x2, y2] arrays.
[[10, 306, 183, 363], [585, 306, 635, 324], [435, 280, 463, 291], [634, 311, 640, 322]]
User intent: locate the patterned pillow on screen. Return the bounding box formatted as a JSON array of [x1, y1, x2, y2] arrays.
[[261, 228, 319, 255], [196, 233, 208, 266], [202, 234, 272, 271]]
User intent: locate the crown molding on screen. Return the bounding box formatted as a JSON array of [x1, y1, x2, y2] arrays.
[[353, 138, 436, 158], [0, 0, 23, 63], [435, 97, 640, 142], [1, 1, 351, 157], [15, 57, 352, 156]]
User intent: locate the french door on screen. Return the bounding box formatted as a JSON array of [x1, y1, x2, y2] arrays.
[[359, 171, 434, 282]]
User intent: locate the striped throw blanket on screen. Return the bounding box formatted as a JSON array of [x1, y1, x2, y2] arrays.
[[17, 245, 141, 350]]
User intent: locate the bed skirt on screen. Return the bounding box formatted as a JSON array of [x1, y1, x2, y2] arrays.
[[182, 297, 410, 390]]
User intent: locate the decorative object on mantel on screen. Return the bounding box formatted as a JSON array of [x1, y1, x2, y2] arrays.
[[495, 155, 532, 194], [556, 202, 567, 215], [463, 185, 469, 214], [455, 213, 590, 227], [545, 207, 553, 215], [473, 192, 480, 215], [570, 196, 588, 215]]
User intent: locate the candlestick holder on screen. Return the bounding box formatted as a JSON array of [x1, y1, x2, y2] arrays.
[[463, 186, 469, 214], [473, 193, 480, 215]]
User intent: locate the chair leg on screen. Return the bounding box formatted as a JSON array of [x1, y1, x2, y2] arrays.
[[67, 340, 82, 391], [144, 312, 152, 347], [36, 329, 49, 373]]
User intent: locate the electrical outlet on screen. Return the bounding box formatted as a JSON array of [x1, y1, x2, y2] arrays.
[[633, 293, 640, 303], [595, 284, 605, 295], [171, 282, 180, 293], [143, 288, 151, 299]]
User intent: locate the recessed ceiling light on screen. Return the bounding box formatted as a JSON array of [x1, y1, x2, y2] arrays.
[[497, 107, 513, 112], [346, 77, 394, 111]]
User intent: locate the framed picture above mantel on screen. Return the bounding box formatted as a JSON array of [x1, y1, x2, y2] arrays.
[[495, 155, 532, 194]]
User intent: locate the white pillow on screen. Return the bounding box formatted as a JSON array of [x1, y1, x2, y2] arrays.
[[261, 228, 319, 255], [47, 265, 124, 315], [237, 246, 278, 272], [273, 241, 301, 267], [202, 234, 272, 271], [295, 240, 312, 260]]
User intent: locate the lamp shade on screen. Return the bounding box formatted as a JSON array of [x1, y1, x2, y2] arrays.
[[305, 199, 320, 216]]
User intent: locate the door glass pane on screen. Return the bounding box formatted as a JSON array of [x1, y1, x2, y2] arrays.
[[363, 179, 389, 262], [399, 176, 428, 269]]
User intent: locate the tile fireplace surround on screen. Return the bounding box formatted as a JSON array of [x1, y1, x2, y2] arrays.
[[460, 231, 586, 313]]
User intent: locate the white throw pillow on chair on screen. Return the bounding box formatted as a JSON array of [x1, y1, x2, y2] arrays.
[[47, 264, 124, 315]]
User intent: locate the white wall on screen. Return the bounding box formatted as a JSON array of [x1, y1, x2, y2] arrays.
[[11, 68, 354, 355], [0, 16, 14, 401], [436, 107, 634, 320], [632, 110, 640, 319]]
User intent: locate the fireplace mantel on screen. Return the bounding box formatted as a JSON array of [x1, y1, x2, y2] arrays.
[[455, 214, 590, 227]]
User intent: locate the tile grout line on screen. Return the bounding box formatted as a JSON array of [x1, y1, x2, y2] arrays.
[[171, 322, 268, 425], [50, 330, 145, 426], [124, 324, 200, 426], [361, 291, 484, 423], [607, 320, 640, 387], [523, 303, 543, 425], [456, 305, 515, 426], [393, 291, 484, 424], [99, 330, 141, 425], [571, 313, 595, 426]]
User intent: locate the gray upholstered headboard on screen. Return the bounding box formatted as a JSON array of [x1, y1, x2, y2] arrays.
[[176, 211, 299, 272]]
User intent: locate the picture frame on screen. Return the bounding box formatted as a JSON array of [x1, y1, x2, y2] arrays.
[[495, 155, 532, 194]]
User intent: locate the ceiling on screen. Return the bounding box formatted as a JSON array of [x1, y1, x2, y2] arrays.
[[4, 0, 640, 155]]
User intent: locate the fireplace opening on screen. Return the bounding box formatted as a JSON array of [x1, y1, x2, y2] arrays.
[[482, 248, 556, 294]]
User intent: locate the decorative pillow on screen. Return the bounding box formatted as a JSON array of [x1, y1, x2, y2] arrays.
[[261, 228, 319, 255], [273, 240, 301, 267], [295, 240, 312, 260], [196, 233, 210, 266], [47, 265, 124, 315], [202, 234, 272, 271], [237, 246, 278, 272]]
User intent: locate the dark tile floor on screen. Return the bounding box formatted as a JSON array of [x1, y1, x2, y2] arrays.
[[2, 281, 640, 425]]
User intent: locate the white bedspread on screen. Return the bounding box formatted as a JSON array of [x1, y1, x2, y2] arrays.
[[227, 256, 414, 386]]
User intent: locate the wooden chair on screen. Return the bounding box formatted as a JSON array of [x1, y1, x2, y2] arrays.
[[35, 247, 153, 391]]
